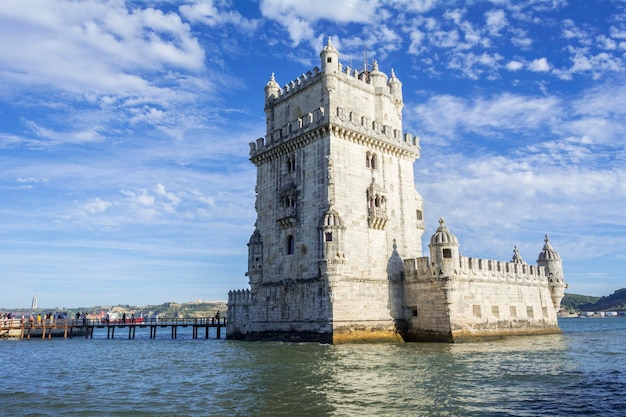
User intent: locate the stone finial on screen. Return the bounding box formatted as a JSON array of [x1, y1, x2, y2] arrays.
[[538, 234, 561, 261], [372, 60, 379, 71]]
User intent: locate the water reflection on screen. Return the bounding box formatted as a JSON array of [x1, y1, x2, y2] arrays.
[[228, 334, 599, 417]]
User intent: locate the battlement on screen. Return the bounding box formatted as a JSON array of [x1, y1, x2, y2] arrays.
[[265, 67, 322, 105], [404, 255, 548, 284], [265, 60, 397, 105], [249, 104, 419, 160], [228, 289, 251, 305]]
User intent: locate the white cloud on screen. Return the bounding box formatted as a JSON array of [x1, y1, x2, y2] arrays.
[[485, 9, 507, 36], [409, 92, 562, 141], [389, 0, 438, 13], [179, 0, 260, 32], [23, 120, 104, 145], [506, 60, 524, 70], [81, 197, 112, 214], [0, 1, 205, 98], [259, 0, 381, 45], [528, 57, 551, 72]]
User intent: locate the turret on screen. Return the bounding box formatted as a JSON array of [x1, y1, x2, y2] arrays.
[[264, 73, 280, 101], [369, 60, 388, 88], [536, 235, 566, 310], [246, 227, 263, 289], [388, 69, 403, 116], [320, 37, 339, 73], [388, 69, 402, 100], [318, 208, 346, 275], [428, 218, 460, 276], [511, 246, 526, 264]]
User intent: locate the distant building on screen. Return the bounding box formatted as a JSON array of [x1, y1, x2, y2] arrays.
[[31, 294, 37, 309], [227, 39, 567, 343]]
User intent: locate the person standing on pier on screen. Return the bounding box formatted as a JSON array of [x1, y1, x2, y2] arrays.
[[122, 313, 126, 325]]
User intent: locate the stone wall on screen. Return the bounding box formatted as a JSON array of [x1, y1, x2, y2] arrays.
[[403, 255, 561, 341]]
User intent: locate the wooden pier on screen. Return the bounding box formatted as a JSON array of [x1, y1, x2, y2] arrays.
[[0, 317, 226, 340]]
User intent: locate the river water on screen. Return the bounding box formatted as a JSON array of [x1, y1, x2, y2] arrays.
[[1, 318, 624, 416]]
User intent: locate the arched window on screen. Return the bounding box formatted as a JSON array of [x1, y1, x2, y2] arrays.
[[365, 151, 378, 170], [286, 155, 296, 173], [287, 235, 295, 255]]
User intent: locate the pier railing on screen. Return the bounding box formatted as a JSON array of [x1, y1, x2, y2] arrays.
[[1, 317, 227, 340]]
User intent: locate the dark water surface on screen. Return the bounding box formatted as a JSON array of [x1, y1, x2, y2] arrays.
[[1, 318, 624, 416]]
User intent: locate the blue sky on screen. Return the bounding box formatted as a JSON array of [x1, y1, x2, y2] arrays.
[[1, 0, 625, 308]]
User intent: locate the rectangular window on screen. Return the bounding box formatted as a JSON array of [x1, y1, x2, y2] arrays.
[[416, 210, 423, 220], [526, 306, 534, 319], [492, 306, 500, 318], [443, 248, 452, 258], [510, 306, 517, 318], [473, 305, 482, 318], [325, 232, 333, 242]]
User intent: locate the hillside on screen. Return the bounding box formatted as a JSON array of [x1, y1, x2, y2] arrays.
[[578, 288, 626, 312], [562, 288, 626, 313], [561, 293, 600, 314]]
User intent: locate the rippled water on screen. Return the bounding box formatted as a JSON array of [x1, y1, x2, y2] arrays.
[[1, 318, 624, 416]]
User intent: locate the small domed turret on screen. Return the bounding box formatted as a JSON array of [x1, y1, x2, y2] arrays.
[[388, 68, 402, 99], [320, 37, 339, 73], [264, 73, 280, 100], [429, 218, 460, 276], [388, 68, 403, 116], [536, 235, 566, 311], [511, 246, 527, 264], [369, 60, 388, 88]]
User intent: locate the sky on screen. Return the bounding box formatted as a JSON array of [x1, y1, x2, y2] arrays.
[[1, 0, 625, 309]]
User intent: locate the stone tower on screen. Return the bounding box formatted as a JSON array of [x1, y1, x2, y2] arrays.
[[537, 235, 566, 311], [227, 39, 424, 343]]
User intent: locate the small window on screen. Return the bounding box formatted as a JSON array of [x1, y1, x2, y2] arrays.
[[325, 232, 333, 242], [371, 154, 378, 170], [412, 309, 418, 317], [327, 57, 332, 63], [526, 306, 534, 319], [416, 210, 423, 220], [443, 248, 452, 258], [287, 235, 295, 255]]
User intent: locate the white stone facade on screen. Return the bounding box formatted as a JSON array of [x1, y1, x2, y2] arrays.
[[227, 39, 566, 343]]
